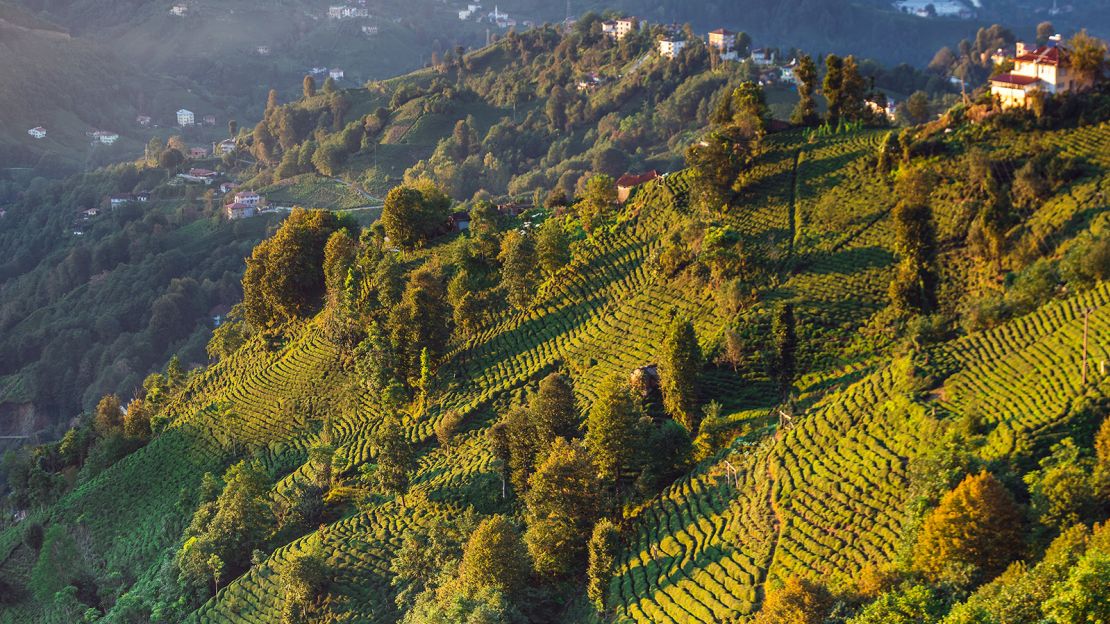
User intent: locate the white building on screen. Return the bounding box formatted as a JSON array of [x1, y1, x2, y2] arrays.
[[216, 139, 237, 155], [234, 191, 262, 207], [27, 127, 46, 139], [328, 5, 369, 19], [658, 38, 686, 60], [329, 68, 345, 81], [990, 41, 1092, 109], [177, 109, 195, 127], [170, 4, 187, 16], [362, 25, 379, 35], [751, 48, 775, 66], [92, 131, 119, 145]]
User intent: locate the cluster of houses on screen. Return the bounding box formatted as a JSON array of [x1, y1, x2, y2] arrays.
[[328, 4, 369, 19], [27, 127, 46, 139], [175, 109, 219, 128], [989, 35, 1093, 109], [88, 130, 120, 145], [893, 0, 974, 19], [225, 191, 265, 220], [457, 4, 527, 29], [308, 66, 346, 82]]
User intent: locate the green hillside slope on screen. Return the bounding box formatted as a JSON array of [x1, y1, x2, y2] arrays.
[[2, 96, 1109, 622]]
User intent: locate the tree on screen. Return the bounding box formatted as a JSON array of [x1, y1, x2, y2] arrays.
[[1037, 21, 1055, 45], [914, 471, 1023, 586], [93, 394, 123, 436], [578, 174, 617, 234], [159, 148, 185, 170], [585, 376, 641, 486], [207, 553, 224, 594], [659, 317, 701, 432], [241, 208, 345, 326], [904, 91, 931, 125], [280, 547, 327, 624], [587, 519, 620, 613], [823, 55, 845, 125], [323, 76, 336, 94], [1024, 438, 1098, 529], [499, 230, 539, 310], [370, 417, 416, 505], [228, 119, 238, 138], [488, 422, 512, 498], [772, 304, 797, 398], [459, 515, 530, 598], [591, 147, 629, 178], [536, 216, 571, 276], [388, 266, 452, 385], [888, 169, 937, 315], [532, 373, 578, 440], [876, 131, 902, 175], [123, 398, 151, 440], [790, 54, 820, 126], [1067, 30, 1108, 85], [754, 577, 833, 624], [524, 438, 601, 577], [840, 56, 868, 122], [381, 182, 451, 250], [267, 88, 280, 112], [848, 584, 946, 624], [303, 75, 317, 98], [1043, 549, 1110, 624]]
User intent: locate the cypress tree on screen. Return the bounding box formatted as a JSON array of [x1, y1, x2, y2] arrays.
[[660, 317, 701, 432]]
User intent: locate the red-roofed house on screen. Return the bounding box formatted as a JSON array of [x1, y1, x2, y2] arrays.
[[616, 170, 661, 203], [707, 29, 736, 53], [225, 202, 256, 220], [990, 41, 1092, 109]]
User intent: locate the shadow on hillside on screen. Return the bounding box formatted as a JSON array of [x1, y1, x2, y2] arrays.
[[802, 246, 894, 276]]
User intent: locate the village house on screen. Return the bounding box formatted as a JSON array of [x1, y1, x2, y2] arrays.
[[751, 48, 776, 66], [361, 25, 379, 36], [328, 5, 369, 19], [658, 37, 687, 60], [989, 38, 1092, 109], [203, 114, 217, 126], [27, 127, 46, 139], [177, 109, 195, 127], [234, 191, 262, 207], [215, 139, 237, 155], [136, 115, 152, 127], [603, 16, 637, 40], [170, 4, 187, 16], [329, 68, 345, 81], [92, 131, 119, 145], [616, 170, 661, 203], [576, 73, 605, 92], [256, 45, 271, 56], [108, 194, 135, 209], [81, 208, 100, 219], [225, 202, 256, 220], [449, 211, 471, 231], [707, 28, 736, 53], [178, 168, 218, 184], [188, 146, 209, 159], [219, 182, 239, 194]]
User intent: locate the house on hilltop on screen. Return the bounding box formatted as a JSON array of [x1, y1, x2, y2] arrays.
[[658, 37, 686, 60], [603, 17, 637, 40], [616, 170, 661, 203], [989, 39, 1093, 109], [27, 127, 47, 139]]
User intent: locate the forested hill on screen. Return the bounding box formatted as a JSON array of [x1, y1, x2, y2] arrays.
[[1, 31, 1110, 620]]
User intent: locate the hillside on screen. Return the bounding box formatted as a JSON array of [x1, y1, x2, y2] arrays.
[[0, 60, 1109, 622]]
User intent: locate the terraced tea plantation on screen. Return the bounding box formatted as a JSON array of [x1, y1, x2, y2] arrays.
[[3, 117, 1110, 624]]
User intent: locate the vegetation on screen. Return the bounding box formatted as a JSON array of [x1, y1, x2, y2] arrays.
[[3, 20, 1110, 624]]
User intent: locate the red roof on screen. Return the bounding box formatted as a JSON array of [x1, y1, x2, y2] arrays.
[[189, 168, 217, 177], [616, 170, 661, 188], [1015, 45, 1066, 66], [990, 73, 1040, 86]]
